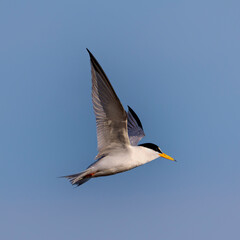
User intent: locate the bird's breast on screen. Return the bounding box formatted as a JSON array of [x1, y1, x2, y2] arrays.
[[92, 146, 159, 177]]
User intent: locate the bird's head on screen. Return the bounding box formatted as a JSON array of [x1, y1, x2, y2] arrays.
[[139, 143, 176, 161]]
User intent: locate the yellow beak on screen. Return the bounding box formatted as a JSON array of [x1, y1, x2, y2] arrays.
[[159, 153, 176, 161]]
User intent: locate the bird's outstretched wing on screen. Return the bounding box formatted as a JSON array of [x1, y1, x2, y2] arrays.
[[127, 106, 145, 146], [87, 49, 130, 158]]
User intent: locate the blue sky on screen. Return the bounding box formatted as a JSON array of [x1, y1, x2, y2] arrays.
[[1, 0, 240, 239]]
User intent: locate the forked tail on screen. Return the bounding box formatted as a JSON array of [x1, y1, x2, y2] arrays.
[[60, 169, 93, 186]]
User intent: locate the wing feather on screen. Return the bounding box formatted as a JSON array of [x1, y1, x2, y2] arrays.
[[87, 49, 130, 158], [127, 106, 145, 145]]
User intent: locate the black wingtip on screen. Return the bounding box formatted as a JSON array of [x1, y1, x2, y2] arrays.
[[127, 105, 132, 111], [86, 48, 98, 64], [127, 105, 143, 130], [86, 48, 92, 57]]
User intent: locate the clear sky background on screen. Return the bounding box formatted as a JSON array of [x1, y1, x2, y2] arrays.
[[1, 0, 240, 239]]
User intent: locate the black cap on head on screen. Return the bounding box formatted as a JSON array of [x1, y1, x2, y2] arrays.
[[139, 143, 162, 153]]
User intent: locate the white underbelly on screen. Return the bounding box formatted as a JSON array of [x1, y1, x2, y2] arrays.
[[92, 146, 159, 177]]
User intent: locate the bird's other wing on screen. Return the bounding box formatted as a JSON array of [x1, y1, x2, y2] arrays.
[[127, 106, 145, 146], [87, 49, 130, 158]]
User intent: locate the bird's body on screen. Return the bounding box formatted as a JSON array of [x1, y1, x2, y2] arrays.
[[62, 49, 175, 186], [88, 145, 160, 177]]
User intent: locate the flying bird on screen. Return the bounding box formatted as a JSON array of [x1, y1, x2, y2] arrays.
[[62, 49, 175, 186]]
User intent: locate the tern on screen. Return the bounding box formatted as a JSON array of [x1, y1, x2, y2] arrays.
[[62, 49, 175, 186]]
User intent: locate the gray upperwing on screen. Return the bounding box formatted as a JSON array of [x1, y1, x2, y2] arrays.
[[127, 106, 145, 146], [87, 49, 130, 158]]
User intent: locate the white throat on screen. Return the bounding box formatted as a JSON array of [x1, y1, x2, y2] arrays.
[[129, 145, 160, 167]]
